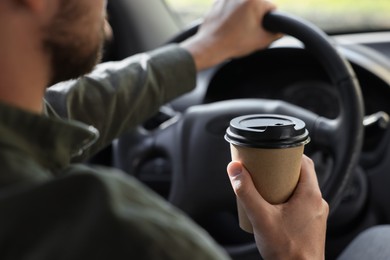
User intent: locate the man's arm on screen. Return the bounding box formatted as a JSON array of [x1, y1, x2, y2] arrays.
[[45, 45, 196, 161], [45, 0, 281, 161]]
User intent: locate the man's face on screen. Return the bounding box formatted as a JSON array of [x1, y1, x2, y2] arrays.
[[44, 0, 108, 85]]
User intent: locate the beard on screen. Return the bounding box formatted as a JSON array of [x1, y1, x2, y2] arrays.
[[43, 2, 105, 85]]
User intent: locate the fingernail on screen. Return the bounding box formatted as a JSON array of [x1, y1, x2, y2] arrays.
[[228, 163, 242, 177]]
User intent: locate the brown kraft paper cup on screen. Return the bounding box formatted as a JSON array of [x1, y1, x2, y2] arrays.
[[225, 114, 310, 233]]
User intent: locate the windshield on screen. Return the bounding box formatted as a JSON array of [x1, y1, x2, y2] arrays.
[[166, 0, 390, 34]]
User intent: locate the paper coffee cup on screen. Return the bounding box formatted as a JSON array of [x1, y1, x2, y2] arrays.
[[225, 114, 310, 233]]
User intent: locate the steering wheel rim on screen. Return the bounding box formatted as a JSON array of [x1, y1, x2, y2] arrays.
[[115, 11, 365, 258], [263, 11, 365, 210]]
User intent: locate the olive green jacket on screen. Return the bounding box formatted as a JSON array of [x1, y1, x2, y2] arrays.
[[0, 45, 230, 260]]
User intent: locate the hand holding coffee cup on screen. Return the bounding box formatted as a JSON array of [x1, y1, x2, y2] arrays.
[[225, 114, 310, 233]]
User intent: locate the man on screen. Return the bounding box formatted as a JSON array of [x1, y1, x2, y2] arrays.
[[0, 0, 328, 259]]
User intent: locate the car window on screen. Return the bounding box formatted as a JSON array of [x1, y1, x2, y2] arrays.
[[165, 0, 390, 34]]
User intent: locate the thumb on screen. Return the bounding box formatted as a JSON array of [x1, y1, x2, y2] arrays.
[[227, 161, 269, 213]]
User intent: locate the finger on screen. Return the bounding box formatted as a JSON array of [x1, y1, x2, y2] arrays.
[[300, 155, 321, 188], [226, 161, 269, 212], [255, 0, 284, 43], [290, 156, 330, 220], [258, 0, 278, 23], [256, 0, 277, 24], [290, 155, 323, 201], [262, 0, 278, 12]]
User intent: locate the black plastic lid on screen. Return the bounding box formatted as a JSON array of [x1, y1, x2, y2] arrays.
[[225, 114, 310, 148]]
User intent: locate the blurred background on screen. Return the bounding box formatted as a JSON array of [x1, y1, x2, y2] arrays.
[[165, 0, 390, 34]]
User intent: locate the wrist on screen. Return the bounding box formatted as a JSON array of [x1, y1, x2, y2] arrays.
[[180, 35, 229, 71]]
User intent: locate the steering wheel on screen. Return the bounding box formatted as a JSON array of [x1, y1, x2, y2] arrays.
[[114, 11, 364, 259]]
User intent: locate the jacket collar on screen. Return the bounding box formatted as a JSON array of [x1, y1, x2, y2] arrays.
[[0, 101, 99, 171]]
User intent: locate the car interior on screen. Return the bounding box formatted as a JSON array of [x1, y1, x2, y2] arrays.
[[93, 0, 390, 259]]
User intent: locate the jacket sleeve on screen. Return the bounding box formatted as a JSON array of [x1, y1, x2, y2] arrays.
[[44, 44, 197, 161]]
